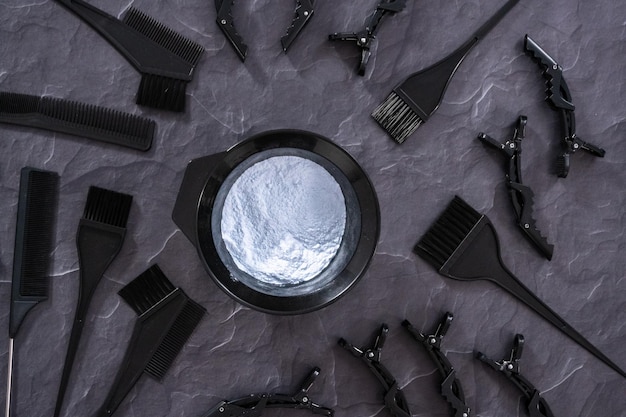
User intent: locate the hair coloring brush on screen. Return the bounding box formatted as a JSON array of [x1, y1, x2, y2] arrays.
[[53, 0, 204, 112], [6, 167, 59, 417], [0, 92, 155, 151], [53, 186, 132, 417], [415, 196, 625, 378], [94, 264, 206, 417], [372, 0, 520, 144]]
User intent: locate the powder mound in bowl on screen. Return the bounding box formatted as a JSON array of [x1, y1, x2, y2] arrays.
[[220, 155, 347, 286]]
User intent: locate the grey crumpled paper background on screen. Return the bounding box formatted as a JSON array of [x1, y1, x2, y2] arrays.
[[1, 0, 625, 416]]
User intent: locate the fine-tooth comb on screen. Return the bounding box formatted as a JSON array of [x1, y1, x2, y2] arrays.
[[414, 196, 626, 378], [0, 91, 155, 151], [477, 335, 555, 417], [281, 0, 315, 53], [53, 0, 204, 112], [53, 186, 133, 417], [6, 167, 59, 417], [478, 115, 554, 260], [524, 34, 605, 178], [95, 264, 206, 417], [201, 367, 333, 417], [371, 0, 519, 144]]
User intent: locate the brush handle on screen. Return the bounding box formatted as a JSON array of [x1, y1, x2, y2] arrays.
[[470, 0, 520, 42]]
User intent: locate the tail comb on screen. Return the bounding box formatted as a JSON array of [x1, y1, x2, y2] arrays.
[[0, 91, 155, 151]]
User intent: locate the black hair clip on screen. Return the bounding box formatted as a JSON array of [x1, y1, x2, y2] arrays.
[[524, 34, 605, 178], [477, 335, 555, 417], [216, 1, 315, 61], [201, 367, 333, 416], [478, 115, 554, 260], [329, 0, 407, 75], [403, 313, 471, 417], [339, 324, 411, 417]]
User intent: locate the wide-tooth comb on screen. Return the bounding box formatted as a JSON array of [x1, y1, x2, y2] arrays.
[[94, 265, 206, 417], [6, 167, 59, 417], [0, 91, 155, 151], [415, 196, 625, 378], [53, 186, 133, 417], [53, 0, 204, 112]]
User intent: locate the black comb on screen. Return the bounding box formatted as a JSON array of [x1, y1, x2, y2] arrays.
[[415, 196, 625, 378], [53, 186, 133, 417], [0, 91, 155, 151], [6, 167, 59, 417], [372, 0, 519, 144], [53, 1, 204, 112], [94, 264, 206, 417]]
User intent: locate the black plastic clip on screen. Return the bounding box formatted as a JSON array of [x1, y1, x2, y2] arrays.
[[339, 324, 411, 417], [215, 0, 247, 61], [201, 367, 333, 417], [524, 34, 605, 178], [329, 0, 407, 75], [477, 334, 555, 417], [478, 115, 554, 260], [403, 313, 471, 417], [282, 0, 315, 52]]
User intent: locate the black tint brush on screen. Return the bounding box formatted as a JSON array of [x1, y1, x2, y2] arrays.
[[53, 186, 133, 417], [372, 0, 520, 144], [53, 1, 204, 112], [415, 196, 626, 378], [94, 264, 206, 417], [6, 167, 59, 417]]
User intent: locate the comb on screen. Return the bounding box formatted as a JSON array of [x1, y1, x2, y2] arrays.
[[94, 264, 206, 417], [0, 91, 155, 151], [6, 167, 59, 417], [53, 186, 133, 417], [414, 196, 625, 378]]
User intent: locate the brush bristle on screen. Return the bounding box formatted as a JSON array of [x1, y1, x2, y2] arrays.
[[136, 74, 187, 112], [0, 91, 40, 114], [123, 7, 204, 67], [414, 196, 482, 269], [82, 186, 132, 228], [556, 153, 569, 178], [144, 297, 206, 380], [371, 92, 423, 144], [119, 265, 177, 316]]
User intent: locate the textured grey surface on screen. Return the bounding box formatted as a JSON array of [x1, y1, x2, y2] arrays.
[[1, 1, 625, 416]]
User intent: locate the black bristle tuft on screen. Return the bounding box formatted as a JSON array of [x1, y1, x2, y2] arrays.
[[119, 265, 176, 316], [136, 74, 187, 112], [371, 92, 423, 144], [144, 297, 206, 380], [82, 186, 132, 228], [556, 154, 569, 178], [0, 91, 40, 114], [414, 196, 482, 269]]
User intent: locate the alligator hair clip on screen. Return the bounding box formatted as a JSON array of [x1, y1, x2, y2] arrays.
[[478, 115, 554, 260], [329, 0, 407, 75], [201, 367, 333, 417], [403, 313, 471, 417], [524, 34, 605, 178], [216, 0, 315, 62], [339, 324, 411, 417], [477, 334, 555, 417]]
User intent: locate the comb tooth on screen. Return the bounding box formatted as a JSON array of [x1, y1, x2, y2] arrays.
[[82, 186, 132, 228], [0, 92, 41, 114], [119, 265, 177, 316]]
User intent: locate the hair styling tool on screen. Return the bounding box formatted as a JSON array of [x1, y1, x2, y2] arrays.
[[201, 367, 333, 416], [329, 0, 406, 76], [92, 264, 205, 417], [6, 167, 59, 417], [53, 1, 204, 112], [477, 334, 555, 417], [53, 186, 132, 417], [371, 0, 519, 144], [216, 0, 247, 61], [0, 92, 155, 151], [339, 325, 411, 417], [478, 115, 554, 260], [281, 0, 315, 52], [414, 196, 625, 378], [524, 35, 605, 178], [403, 313, 471, 417]]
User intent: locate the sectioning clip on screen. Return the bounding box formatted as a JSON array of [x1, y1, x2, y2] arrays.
[[329, 0, 407, 75], [339, 324, 411, 417], [216, 0, 248, 61], [281, 0, 315, 52], [478, 115, 554, 260], [403, 313, 471, 417], [477, 335, 555, 417], [524, 34, 605, 178]]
